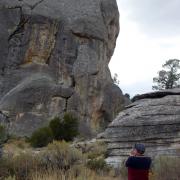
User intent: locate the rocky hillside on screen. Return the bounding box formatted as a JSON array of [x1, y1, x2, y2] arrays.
[[102, 89, 180, 167], [0, 0, 126, 137]]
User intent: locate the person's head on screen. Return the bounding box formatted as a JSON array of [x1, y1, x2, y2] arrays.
[[132, 143, 146, 155]]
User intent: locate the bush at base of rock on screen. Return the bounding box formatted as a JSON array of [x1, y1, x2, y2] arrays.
[[42, 141, 84, 170], [29, 127, 53, 148], [49, 117, 65, 140], [0, 125, 8, 144], [87, 158, 111, 174], [29, 113, 79, 148], [49, 113, 79, 141], [62, 113, 79, 141]]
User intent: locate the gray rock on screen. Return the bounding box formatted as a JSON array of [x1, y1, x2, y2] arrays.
[[132, 88, 180, 102], [0, 0, 125, 136], [103, 89, 180, 167]]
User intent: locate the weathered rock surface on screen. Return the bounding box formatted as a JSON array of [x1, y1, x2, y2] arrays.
[[0, 0, 125, 136], [102, 89, 180, 167]]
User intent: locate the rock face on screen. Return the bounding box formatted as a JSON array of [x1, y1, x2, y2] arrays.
[[0, 0, 125, 136], [103, 89, 180, 167]]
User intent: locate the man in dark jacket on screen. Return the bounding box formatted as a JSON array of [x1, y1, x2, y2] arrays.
[[125, 144, 152, 180]]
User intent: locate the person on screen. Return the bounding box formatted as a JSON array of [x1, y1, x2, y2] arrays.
[[125, 143, 152, 180]]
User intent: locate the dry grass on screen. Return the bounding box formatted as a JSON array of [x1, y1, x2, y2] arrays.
[[31, 167, 120, 180], [4, 140, 180, 180], [3, 138, 32, 157], [1, 140, 122, 180], [150, 155, 180, 180]]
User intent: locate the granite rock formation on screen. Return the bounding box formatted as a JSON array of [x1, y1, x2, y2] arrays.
[[0, 0, 125, 136], [102, 89, 180, 167]]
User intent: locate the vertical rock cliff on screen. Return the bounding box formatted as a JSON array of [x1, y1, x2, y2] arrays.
[[0, 0, 125, 136]]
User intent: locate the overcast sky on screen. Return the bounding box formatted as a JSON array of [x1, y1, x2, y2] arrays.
[[109, 0, 180, 97]]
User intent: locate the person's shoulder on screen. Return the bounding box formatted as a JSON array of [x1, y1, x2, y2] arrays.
[[126, 156, 151, 163], [138, 156, 151, 161], [134, 156, 152, 164], [127, 156, 140, 163], [142, 156, 152, 166], [125, 156, 136, 167], [127, 156, 137, 161]]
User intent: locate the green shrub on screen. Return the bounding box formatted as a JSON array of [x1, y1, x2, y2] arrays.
[[0, 125, 7, 144], [49, 113, 79, 142], [29, 113, 79, 148], [49, 117, 64, 140], [29, 127, 53, 148], [86, 141, 107, 159], [87, 158, 111, 174], [42, 141, 84, 170], [62, 113, 79, 141]]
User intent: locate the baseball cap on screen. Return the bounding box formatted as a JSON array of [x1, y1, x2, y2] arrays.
[[134, 143, 145, 154]]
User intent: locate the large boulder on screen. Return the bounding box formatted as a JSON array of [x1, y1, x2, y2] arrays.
[[102, 89, 180, 167], [0, 0, 125, 137]]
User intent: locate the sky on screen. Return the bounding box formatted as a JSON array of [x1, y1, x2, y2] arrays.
[[109, 0, 180, 97]]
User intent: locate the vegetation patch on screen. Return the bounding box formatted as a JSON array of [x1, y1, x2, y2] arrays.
[[0, 125, 7, 144], [150, 155, 180, 180], [29, 127, 53, 148], [49, 113, 79, 142], [29, 113, 79, 148]]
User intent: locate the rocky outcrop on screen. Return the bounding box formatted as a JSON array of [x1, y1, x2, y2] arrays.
[[102, 89, 180, 167], [0, 0, 125, 136]]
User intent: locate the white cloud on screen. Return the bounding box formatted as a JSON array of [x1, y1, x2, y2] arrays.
[[109, 0, 180, 96], [116, 0, 180, 37]]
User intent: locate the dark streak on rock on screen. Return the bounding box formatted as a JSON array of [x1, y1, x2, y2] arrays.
[[72, 31, 104, 42], [30, 0, 45, 10], [8, 6, 29, 42], [132, 90, 180, 102], [109, 122, 180, 128]]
